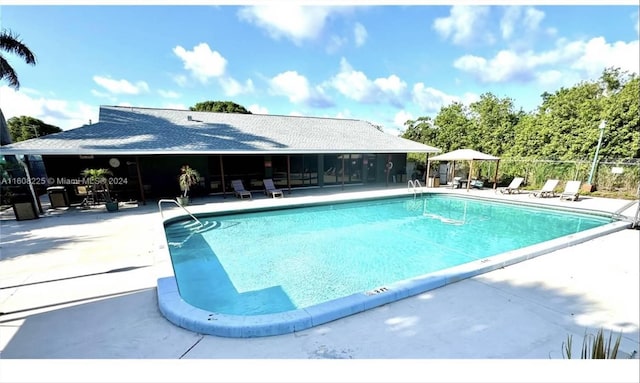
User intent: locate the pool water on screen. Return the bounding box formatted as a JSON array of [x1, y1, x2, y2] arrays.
[[164, 195, 612, 316]]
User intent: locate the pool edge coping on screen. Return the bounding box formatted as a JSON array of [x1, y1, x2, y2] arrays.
[[156, 192, 632, 338]]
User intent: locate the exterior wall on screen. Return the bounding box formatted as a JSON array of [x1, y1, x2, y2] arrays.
[[39, 152, 408, 204]]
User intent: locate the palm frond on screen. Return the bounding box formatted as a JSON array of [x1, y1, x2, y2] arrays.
[[0, 29, 37, 65]]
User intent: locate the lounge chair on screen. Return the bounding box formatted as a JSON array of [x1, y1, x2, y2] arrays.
[[530, 179, 559, 198], [559, 180, 581, 201], [470, 179, 484, 189], [231, 179, 252, 200], [497, 177, 524, 194], [263, 178, 284, 198]]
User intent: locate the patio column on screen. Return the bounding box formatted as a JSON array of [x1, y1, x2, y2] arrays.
[[286, 155, 291, 192], [135, 156, 145, 205], [219, 155, 226, 198]]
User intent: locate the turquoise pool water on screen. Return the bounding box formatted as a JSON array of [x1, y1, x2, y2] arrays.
[[164, 195, 612, 317]]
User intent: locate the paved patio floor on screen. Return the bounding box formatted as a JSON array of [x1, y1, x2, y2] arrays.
[[0, 185, 639, 382]]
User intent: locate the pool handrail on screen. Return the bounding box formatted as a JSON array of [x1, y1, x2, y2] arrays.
[[158, 198, 203, 227], [408, 179, 423, 197]]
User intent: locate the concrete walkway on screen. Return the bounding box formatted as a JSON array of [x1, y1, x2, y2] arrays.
[[0, 185, 639, 382]]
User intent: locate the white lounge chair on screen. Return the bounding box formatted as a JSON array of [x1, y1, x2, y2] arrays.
[[231, 179, 252, 199], [263, 178, 283, 198], [559, 180, 581, 201], [497, 177, 524, 194], [530, 179, 559, 198]]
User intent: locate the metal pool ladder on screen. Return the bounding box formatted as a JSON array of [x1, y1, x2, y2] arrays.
[[407, 179, 423, 197], [158, 198, 203, 228]]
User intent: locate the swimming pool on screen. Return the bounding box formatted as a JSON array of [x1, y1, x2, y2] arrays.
[[157, 193, 628, 337]]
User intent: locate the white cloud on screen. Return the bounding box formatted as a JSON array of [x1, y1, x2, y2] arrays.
[[354, 22, 367, 47], [90, 89, 116, 101], [92, 76, 149, 95], [394, 110, 414, 130], [158, 90, 181, 99], [162, 102, 188, 110], [412, 83, 459, 112], [173, 43, 227, 83], [219, 77, 255, 97], [332, 109, 353, 119], [454, 50, 532, 83], [374, 75, 406, 97], [500, 6, 520, 40], [454, 36, 639, 84], [238, 5, 338, 45], [433, 5, 492, 45], [330, 58, 408, 105], [326, 34, 348, 54], [1, 86, 98, 131], [248, 104, 269, 114], [523, 7, 544, 31], [569, 37, 639, 77], [269, 71, 311, 103], [173, 74, 188, 87], [269, 71, 333, 107], [460, 92, 481, 106], [536, 69, 565, 87], [500, 6, 544, 41], [330, 58, 376, 102], [635, 11, 639, 35]]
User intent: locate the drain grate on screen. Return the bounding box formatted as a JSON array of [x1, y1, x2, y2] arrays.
[[365, 286, 389, 295]]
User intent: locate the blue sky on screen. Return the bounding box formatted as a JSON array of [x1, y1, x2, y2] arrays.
[[1, 3, 638, 136]]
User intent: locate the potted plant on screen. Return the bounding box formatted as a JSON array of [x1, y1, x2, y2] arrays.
[[177, 165, 200, 206], [81, 168, 118, 212]]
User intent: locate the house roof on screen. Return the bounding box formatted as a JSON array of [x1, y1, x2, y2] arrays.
[[429, 148, 499, 161], [1, 106, 440, 156]]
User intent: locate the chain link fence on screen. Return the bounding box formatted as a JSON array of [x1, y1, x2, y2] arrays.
[[489, 158, 640, 195]]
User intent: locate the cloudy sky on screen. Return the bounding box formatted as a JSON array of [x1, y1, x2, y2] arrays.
[[1, 3, 638, 136]]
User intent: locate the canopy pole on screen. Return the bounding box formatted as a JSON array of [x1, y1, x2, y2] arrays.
[[451, 160, 456, 188], [424, 153, 430, 185], [466, 160, 473, 192], [493, 159, 500, 189]]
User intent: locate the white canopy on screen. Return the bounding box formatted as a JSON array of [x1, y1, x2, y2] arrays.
[[426, 148, 500, 191], [429, 148, 499, 161]]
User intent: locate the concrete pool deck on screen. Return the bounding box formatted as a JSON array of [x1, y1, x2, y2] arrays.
[[0, 184, 639, 381]]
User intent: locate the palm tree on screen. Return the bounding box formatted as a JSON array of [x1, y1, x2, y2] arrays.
[[1, 28, 37, 145]]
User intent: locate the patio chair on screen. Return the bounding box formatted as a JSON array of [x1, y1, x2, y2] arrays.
[[559, 180, 581, 201], [263, 178, 284, 198], [497, 177, 524, 194], [231, 179, 252, 200], [470, 179, 484, 189], [530, 179, 559, 198]]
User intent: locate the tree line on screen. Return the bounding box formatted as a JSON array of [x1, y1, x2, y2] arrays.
[[402, 67, 638, 162], [401, 68, 639, 194]]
